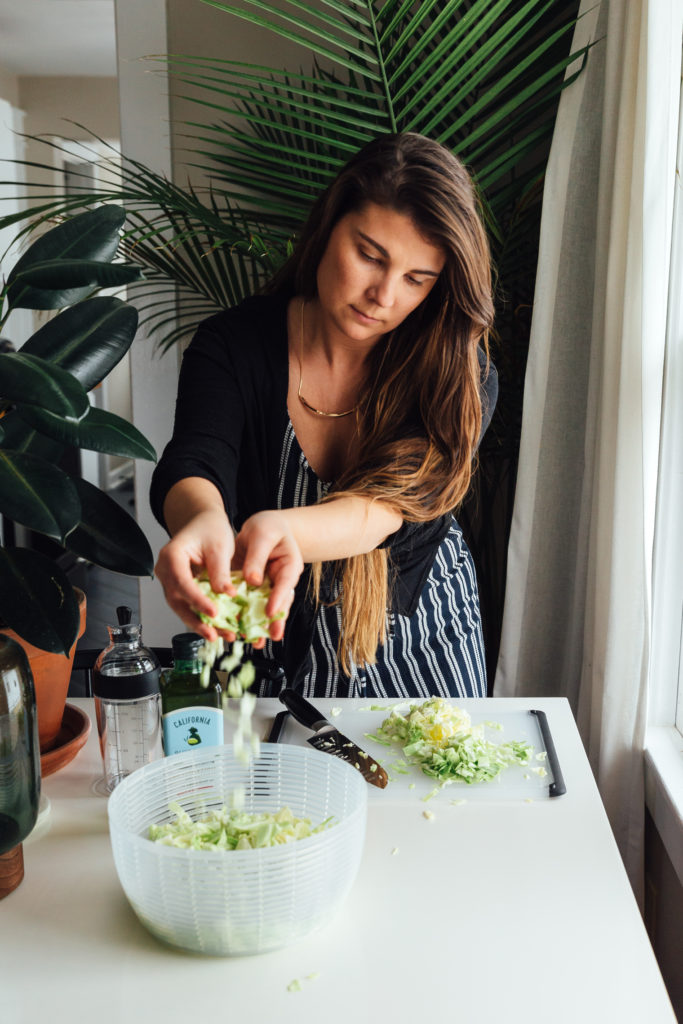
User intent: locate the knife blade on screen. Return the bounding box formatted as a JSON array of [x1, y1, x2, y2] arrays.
[[278, 689, 388, 789]]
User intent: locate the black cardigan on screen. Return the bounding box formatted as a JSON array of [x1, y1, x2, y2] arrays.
[[150, 293, 498, 686]]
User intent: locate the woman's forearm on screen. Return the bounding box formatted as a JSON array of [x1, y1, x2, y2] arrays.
[[278, 496, 402, 562], [158, 478, 302, 641], [162, 477, 229, 536], [164, 481, 401, 565]]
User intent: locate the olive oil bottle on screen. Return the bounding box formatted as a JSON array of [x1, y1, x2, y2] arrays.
[[160, 633, 223, 756]]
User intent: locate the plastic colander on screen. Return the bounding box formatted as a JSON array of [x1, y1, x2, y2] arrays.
[[107, 742, 367, 956]]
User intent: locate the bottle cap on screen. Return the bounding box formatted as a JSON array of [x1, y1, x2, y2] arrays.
[[91, 611, 161, 699], [116, 605, 132, 625], [171, 632, 206, 660]]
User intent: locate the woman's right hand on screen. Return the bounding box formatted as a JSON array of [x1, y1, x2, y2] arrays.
[[233, 510, 305, 643], [154, 507, 236, 643]]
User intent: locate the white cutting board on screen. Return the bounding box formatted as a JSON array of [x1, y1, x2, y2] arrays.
[[270, 704, 565, 804]]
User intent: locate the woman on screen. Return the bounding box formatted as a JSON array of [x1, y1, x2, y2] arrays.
[[151, 132, 497, 698]]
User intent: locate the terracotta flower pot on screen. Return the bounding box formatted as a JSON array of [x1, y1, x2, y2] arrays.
[[3, 588, 87, 753]]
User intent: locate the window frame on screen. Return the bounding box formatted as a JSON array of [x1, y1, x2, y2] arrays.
[[649, 58, 683, 738], [645, 45, 683, 893]]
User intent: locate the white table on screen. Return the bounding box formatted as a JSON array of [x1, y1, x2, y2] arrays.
[[1, 697, 676, 1024]]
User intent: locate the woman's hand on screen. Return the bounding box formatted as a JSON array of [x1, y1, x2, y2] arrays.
[[154, 506, 236, 643], [233, 510, 304, 643]]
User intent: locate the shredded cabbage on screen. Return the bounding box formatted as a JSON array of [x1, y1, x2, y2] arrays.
[[196, 573, 283, 644], [191, 574, 281, 766], [194, 573, 282, 691], [148, 801, 335, 851], [372, 697, 534, 787]]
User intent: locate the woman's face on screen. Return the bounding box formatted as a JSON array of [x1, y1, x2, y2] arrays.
[[314, 202, 446, 348]]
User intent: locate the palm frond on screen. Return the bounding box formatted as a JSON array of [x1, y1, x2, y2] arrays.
[[0, 1, 586, 350], [175, 0, 588, 224]]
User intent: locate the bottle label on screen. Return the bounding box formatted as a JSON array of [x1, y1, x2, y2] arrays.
[[162, 705, 224, 756]]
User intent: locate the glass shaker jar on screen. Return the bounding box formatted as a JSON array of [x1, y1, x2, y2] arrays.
[[0, 635, 40, 898], [92, 606, 163, 793]]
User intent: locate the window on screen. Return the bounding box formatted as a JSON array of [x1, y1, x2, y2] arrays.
[[650, 57, 683, 738], [646, 44, 683, 895]]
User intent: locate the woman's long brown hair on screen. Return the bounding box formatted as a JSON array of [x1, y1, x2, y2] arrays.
[[267, 133, 495, 673]]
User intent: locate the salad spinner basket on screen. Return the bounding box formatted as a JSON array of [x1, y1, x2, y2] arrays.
[[107, 743, 367, 956]]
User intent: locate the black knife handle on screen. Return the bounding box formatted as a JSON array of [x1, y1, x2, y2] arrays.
[[529, 709, 567, 797], [267, 710, 290, 743], [279, 688, 329, 732]]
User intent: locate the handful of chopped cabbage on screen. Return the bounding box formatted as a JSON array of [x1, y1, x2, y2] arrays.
[[372, 697, 533, 786], [196, 573, 283, 644], [148, 802, 334, 851], [193, 573, 283, 690], [192, 573, 285, 768]]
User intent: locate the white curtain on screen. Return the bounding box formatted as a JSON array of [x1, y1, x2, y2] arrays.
[[495, 0, 683, 902]]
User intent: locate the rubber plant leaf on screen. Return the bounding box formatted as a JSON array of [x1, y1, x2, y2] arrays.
[[0, 412, 64, 463], [20, 296, 139, 392], [0, 547, 80, 655], [19, 404, 157, 462], [0, 351, 90, 420], [5, 204, 126, 311], [8, 259, 143, 309], [0, 449, 80, 541], [64, 476, 155, 577]]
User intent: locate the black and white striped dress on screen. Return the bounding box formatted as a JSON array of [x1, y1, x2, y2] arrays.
[[265, 420, 487, 700]]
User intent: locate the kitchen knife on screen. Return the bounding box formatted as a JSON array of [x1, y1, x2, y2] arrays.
[[278, 689, 389, 789]]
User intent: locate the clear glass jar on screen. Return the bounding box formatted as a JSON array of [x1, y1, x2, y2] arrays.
[[92, 607, 162, 793]]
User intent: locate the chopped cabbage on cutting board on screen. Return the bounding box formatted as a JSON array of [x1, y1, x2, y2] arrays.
[[369, 698, 536, 786]]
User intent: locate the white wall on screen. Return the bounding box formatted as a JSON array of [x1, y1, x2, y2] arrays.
[[0, 96, 32, 348], [19, 76, 119, 137], [17, 76, 119, 194], [0, 66, 19, 106]]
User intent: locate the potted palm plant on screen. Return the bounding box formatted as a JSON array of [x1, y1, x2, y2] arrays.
[[0, 204, 156, 750]]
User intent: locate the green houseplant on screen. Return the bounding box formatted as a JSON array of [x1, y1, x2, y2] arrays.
[[0, 204, 156, 746], [0, 0, 586, 683]]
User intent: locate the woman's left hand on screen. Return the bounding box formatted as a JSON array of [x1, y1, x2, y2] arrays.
[[233, 510, 304, 643]]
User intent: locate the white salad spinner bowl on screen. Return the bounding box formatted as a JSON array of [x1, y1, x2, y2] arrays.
[[107, 743, 367, 956]]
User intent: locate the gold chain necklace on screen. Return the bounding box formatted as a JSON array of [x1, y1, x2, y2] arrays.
[[298, 300, 358, 419]]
